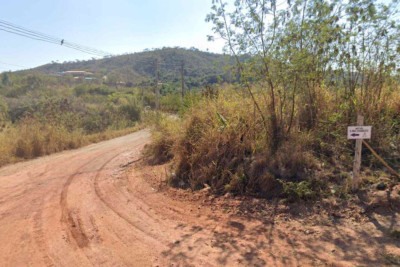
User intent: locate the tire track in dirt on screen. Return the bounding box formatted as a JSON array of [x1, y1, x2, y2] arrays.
[[29, 154, 94, 267], [0, 130, 158, 266], [128, 170, 186, 218], [59, 140, 146, 251], [0, 153, 81, 205], [55, 134, 149, 265], [0, 162, 63, 267], [2, 129, 397, 266], [59, 149, 120, 249], [93, 146, 162, 240], [0, 170, 48, 204], [32, 200, 56, 267], [91, 148, 214, 266], [0, 175, 63, 210], [55, 132, 151, 266]]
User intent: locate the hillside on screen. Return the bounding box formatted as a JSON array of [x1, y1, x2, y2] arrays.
[[0, 47, 237, 167], [33, 47, 236, 88]]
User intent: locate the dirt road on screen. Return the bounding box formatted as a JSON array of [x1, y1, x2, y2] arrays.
[[0, 129, 399, 266]]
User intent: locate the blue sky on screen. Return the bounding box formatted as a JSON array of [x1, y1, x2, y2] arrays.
[[0, 0, 226, 71]]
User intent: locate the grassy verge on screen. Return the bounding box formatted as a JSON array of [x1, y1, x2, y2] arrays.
[[0, 121, 143, 167], [145, 85, 400, 200]]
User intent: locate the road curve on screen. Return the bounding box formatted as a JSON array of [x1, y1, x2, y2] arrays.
[[0, 130, 160, 266], [1, 129, 394, 267], [0, 129, 254, 267]]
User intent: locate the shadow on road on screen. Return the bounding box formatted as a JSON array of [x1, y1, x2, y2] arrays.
[[160, 195, 400, 266]]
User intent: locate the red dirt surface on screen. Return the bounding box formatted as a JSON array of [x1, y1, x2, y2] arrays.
[[0, 129, 399, 266]]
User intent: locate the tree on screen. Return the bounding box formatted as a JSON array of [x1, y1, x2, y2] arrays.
[[1, 72, 10, 86], [336, 0, 400, 113], [207, 0, 284, 152], [206, 0, 400, 150]]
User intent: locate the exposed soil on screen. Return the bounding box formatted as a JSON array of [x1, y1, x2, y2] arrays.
[[0, 129, 399, 266]]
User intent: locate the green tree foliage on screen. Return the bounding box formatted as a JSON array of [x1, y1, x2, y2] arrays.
[[206, 0, 400, 151], [1, 72, 10, 86]]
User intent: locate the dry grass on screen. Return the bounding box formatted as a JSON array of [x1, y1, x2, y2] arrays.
[[0, 119, 142, 168], [143, 113, 180, 165], [148, 84, 399, 199], [148, 89, 320, 197]]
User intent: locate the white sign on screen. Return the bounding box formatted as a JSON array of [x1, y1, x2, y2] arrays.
[[347, 126, 372, 139]]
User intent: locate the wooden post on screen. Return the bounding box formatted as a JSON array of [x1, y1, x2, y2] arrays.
[[181, 60, 185, 99], [352, 114, 364, 190], [155, 59, 160, 110]]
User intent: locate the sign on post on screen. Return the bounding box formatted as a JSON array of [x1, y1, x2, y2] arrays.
[[348, 116, 372, 191], [347, 126, 372, 140]]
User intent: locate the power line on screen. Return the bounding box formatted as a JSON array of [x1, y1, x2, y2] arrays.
[[0, 60, 28, 68], [0, 26, 107, 57], [0, 20, 110, 56], [0, 20, 60, 42], [0, 27, 59, 45], [0, 19, 111, 57], [0, 26, 108, 57]]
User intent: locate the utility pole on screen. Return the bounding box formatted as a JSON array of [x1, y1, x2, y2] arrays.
[[155, 58, 160, 109], [181, 60, 185, 99]]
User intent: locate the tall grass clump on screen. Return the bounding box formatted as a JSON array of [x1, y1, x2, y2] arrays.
[[149, 87, 319, 198], [0, 128, 14, 166], [13, 118, 87, 158], [143, 112, 180, 165], [149, 83, 399, 199]]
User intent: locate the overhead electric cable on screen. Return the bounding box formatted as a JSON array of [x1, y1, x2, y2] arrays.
[[0, 60, 28, 68], [0, 26, 107, 57], [0, 27, 106, 57], [0, 27, 60, 44], [0, 20, 60, 42], [0, 20, 110, 56], [0, 19, 111, 57], [0, 26, 108, 57]]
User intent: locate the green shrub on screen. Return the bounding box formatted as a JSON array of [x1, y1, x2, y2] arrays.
[[119, 100, 141, 122], [279, 180, 321, 202], [160, 93, 182, 113]]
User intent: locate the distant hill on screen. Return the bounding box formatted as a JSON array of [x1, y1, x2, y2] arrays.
[[33, 47, 236, 88]]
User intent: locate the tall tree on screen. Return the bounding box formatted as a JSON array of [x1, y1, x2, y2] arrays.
[[207, 0, 400, 148]]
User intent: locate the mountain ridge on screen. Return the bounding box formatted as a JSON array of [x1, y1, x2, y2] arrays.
[[31, 47, 236, 87]]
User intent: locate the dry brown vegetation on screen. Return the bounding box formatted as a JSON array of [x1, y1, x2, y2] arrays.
[[0, 119, 141, 167], [144, 0, 400, 201], [146, 85, 400, 199]]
